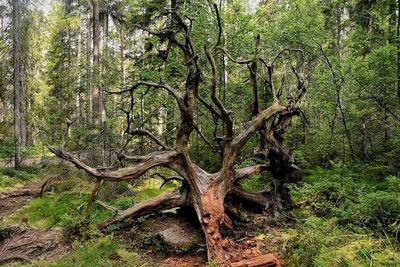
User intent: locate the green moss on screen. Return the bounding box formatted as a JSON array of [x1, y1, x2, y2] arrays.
[[239, 173, 272, 193]]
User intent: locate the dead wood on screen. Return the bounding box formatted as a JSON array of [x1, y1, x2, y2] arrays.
[[47, 3, 307, 265]]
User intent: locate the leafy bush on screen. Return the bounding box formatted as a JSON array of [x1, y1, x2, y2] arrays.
[[0, 138, 17, 159], [0, 137, 44, 159]]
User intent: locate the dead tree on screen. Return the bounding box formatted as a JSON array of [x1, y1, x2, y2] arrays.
[[48, 3, 306, 265]]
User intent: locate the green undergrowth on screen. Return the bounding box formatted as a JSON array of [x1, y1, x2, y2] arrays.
[[1, 164, 178, 266], [131, 177, 180, 203], [0, 142, 46, 161], [237, 159, 273, 193], [0, 165, 41, 192], [5, 161, 399, 266], [2, 164, 180, 230], [20, 236, 146, 267], [271, 164, 400, 267]]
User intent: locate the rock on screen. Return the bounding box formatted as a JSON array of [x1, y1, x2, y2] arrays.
[[158, 223, 199, 251]]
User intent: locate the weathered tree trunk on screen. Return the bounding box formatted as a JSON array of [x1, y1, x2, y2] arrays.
[[48, 4, 306, 265], [119, 27, 125, 88], [196, 183, 230, 262]]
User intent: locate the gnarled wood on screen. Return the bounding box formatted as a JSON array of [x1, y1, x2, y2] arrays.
[[48, 3, 307, 265], [47, 145, 181, 181]]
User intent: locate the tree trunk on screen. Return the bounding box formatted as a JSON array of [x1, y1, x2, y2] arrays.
[[12, 0, 25, 169], [119, 27, 125, 88], [192, 182, 230, 263], [76, 26, 82, 128], [397, 0, 400, 103], [86, 14, 93, 127], [92, 0, 101, 126]]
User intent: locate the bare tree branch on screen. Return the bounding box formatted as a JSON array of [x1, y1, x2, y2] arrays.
[[194, 126, 221, 153], [232, 164, 271, 184], [47, 145, 180, 181], [215, 48, 253, 64], [231, 101, 287, 151], [107, 81, 186, 112], [95, 200, 121, 213], [152, 172, 185, 189], [249, 35, 261, 117], [128, 128, 170, 150], [205, 45, 233, 140], [212, 3, 222, 50]]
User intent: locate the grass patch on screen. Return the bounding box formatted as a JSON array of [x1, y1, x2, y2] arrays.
[[131, 178, 180, 203], [0, 166, 41, 192], [29, 236, 146, 267]]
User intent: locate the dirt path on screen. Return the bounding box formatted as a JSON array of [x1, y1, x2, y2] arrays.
[[0, 180, 68, 265], [0, 180, 44, 218]]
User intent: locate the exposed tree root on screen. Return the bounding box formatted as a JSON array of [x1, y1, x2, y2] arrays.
[[229, 186, 269, 208], [0, 224, 67, 264]]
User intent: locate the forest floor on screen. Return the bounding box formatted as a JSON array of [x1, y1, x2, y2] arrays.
[[0, 180, 43, 217], [0, 162, 399, 266], [0, 175, 278, 266]]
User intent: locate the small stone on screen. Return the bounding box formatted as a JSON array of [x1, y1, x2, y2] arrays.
[[158, 224, 198, 250]]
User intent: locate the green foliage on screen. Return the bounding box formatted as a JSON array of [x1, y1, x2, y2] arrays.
[[4, 192, 88, 229], [32, 236, 145, 267], [339, 182, 400, 238], [276, 165, 400, 266], [280, 215, 400, 267], [292, 165, 400, 236], [0, 139, 45, 160]]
